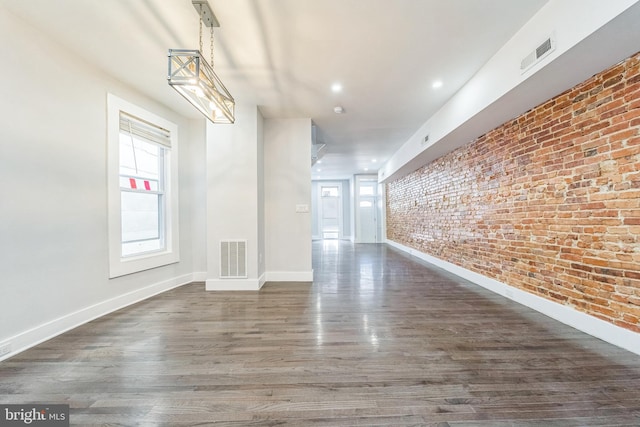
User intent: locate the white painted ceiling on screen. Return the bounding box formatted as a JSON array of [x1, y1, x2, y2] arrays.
[[3, 0, 550, 178]]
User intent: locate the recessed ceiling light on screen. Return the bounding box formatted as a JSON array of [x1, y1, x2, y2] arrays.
[[432, 80, 443, 89], [334, 106, 345, 114], [317, 160, 322, 164], [364, 167, 369, 171], [317, 168, 322, 172], [331, 83, 343, 93], [372, 159, 377, 163]]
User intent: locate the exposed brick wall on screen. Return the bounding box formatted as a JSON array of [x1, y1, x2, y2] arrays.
[[386, 52, 640, 333]]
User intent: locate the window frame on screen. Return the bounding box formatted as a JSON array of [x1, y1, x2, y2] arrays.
[[107, 93, 179, 278]]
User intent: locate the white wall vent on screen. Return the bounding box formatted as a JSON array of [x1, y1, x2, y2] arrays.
[[521, 35, 556, 73], [220, 240, 247, 278]]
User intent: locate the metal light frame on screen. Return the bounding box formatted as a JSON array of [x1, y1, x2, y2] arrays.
[[168, 49, 235, 123], [167, 1, 235, 124]]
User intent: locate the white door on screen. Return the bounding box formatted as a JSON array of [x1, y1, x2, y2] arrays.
[[356, 180, 378, 243]]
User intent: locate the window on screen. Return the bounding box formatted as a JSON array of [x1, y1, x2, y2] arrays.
[[322, 186, 339, 197], [108, 94, 179, 278], [119, 113, 167, 257], [359, 185, 375, 196]]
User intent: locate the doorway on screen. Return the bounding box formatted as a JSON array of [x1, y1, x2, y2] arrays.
[[355, 176, 380, 243], [319, 184, 342, 239]]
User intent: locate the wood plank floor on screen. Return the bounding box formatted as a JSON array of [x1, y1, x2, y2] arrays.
[[1, 241, 640, 426]]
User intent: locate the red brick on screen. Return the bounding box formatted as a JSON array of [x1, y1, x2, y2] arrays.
[[386, 51, 640, 334], [614, 321, 640, 333]]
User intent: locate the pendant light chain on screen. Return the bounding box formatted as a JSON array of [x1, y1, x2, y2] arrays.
[[198, 4, 203, 53], [197, 3, 214, 66], [210, 26, 215, 67]]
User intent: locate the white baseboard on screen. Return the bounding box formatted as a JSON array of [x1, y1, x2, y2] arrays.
[[206, 271, 312, 290], [386, 240, 640, 356], [0, 273, 194, 362], [258, 273, 267, 289], [205, 277, 265, 291], [265, 270, 314, 282]]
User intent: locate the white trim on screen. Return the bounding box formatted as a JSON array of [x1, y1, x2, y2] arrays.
[[107, 93, 180, 278], [386, 240, 640, 356], [379, 183, 387, 242], [205, 278, 264, 291], [206, 271, 313, 289], [265, 270, 314, 282], [0, 274, 194, 362]]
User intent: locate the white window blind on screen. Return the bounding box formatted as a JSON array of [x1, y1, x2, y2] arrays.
[[119, 112, 171, 148]]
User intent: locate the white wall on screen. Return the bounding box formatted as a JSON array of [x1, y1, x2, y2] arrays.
[[0, 6, 203, 358], [205, 104, 262, 290], [264, 119, 313, 281], [380, 0, 640, 183], [188, 119, 208, 279], [0, 3, 312, 357], [205, 110, 312, 288]]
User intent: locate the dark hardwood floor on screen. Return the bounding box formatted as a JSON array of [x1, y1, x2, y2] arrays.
[[1, 241, 640, 426]]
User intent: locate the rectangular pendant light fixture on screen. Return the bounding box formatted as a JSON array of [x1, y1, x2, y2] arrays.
[[167, 0, 234, 124], [168, 49, 235, 123]]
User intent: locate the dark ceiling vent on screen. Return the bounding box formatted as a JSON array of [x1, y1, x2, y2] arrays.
[[521, 35, 556, 73]]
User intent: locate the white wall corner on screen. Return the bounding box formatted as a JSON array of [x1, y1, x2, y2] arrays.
[[386, 240, 640, 356], [192, 271, 208, 282], [264, 118, 313, 276]]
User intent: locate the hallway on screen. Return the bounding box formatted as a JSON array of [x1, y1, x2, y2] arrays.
[[1, 241, 639, 425]]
